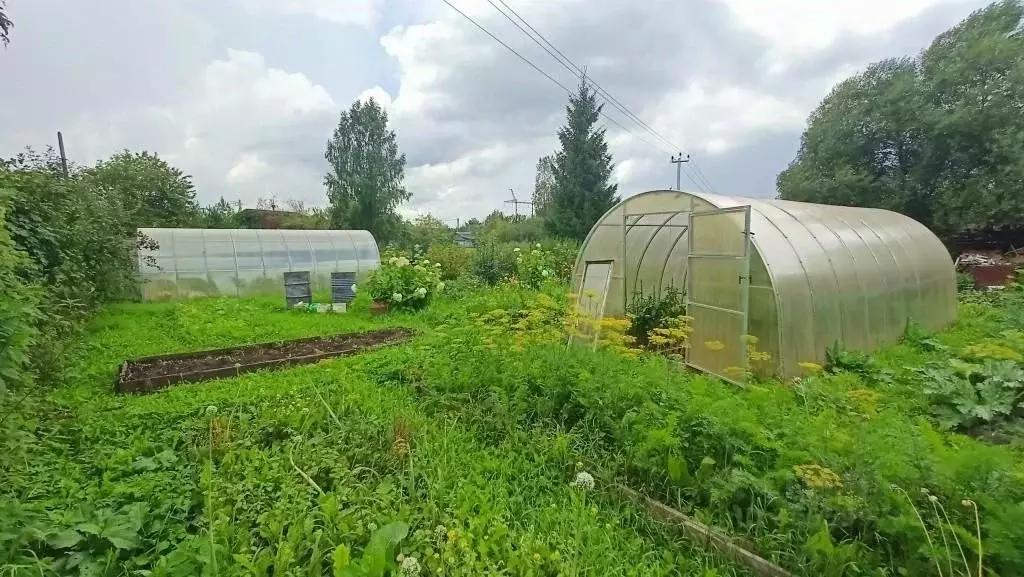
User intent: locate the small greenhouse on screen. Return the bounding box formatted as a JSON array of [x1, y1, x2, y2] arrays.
[[137, 228, 380, 301], [572, 190, 956, 380]]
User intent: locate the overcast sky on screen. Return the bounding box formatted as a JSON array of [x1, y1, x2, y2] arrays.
[[0, 0, 992, 223]]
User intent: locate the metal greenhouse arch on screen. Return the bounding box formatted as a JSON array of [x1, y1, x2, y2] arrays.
[[137, 228, 380, 301], [572, 190, 956, 381]]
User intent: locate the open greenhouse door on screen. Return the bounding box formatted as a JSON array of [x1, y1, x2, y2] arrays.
[[685, 206, 751, 383], [571, 260, 614, 347]]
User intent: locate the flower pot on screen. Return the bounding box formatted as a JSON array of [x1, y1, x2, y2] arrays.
[[371, 300, 390, 315]]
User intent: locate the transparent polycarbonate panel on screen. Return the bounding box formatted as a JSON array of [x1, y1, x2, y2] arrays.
[[233, 241, 265, 273], [752, 203, 842, 366], [579, 262, 613, 318], [281, 230, 314, 271], [690, 209, 747, 256], [770, 201, 871, 353], [142, 272, 177, 300], [137, 228, 379, 301], [640, 213, 687, 295], [689, 257, 743, 311], [204, 240, 236, 272], [350, 230, 379, 275], [688, 304, 746, 382], [257, 230, 291, 272], [624, 214, 666, 300]]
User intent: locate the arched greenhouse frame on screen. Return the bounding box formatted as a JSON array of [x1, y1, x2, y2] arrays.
[[137, 228, 380, 301], [572, 190, 956, 381]]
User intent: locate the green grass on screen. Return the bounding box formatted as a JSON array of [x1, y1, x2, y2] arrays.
[[1, 293, 746, 576], [4, 287, 1024, 576]]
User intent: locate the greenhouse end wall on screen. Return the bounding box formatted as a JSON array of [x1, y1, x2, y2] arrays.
[[573, 190, 956, 379], [137, 228, 380, 301]]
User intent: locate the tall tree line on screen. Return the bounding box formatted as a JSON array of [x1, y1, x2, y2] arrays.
[[778, 0, 1024, 242]]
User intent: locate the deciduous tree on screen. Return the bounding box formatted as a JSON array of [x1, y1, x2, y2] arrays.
[[324, 97, 409, 242], [778, 1, 1024, 241]]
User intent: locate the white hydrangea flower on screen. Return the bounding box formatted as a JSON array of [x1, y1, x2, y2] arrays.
[[542, 269, 551, 278], [392, 292, 404, 302], [535, 243, 542, 249], [400, 556, 421, 577], [436, 281, 445, 291], [434, 262, 441, 268], [513, 247, 521, 252], [415, 287, 428, 297], [571, 471, 595, 491], [351, 283, 357, 294]]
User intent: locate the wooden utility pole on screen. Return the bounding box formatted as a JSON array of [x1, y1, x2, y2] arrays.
[[57, 131, 69, 177], [671, 152, 690, 191]]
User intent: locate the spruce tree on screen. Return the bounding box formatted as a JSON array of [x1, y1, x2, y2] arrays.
[[546, 76, 619, 240]]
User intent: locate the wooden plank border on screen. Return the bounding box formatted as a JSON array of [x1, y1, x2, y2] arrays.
[[613, 483, 793, 577]]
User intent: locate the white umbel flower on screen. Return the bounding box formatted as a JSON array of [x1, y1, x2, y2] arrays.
[[571, 471, 595, 491], [400, 555, 421, 576], [392, 292, 404, 302]]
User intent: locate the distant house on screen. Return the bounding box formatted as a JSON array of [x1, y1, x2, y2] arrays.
[[455, 231, 476, 248]]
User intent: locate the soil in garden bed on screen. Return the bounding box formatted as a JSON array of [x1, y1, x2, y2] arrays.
[[117, 328, 414, 393]]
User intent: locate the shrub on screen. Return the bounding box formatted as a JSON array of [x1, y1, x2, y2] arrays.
[[364, 254, 443, 311], [471, 241, 516, 285], [425, 243, 473, 280], [625, 286, 686, 347], [957, 272, 975, 293], [0, 190, 38, 391], [1, 148, 146, 384]]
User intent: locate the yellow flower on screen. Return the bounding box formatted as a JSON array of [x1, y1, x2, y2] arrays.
[[794, 464, 843, 489], [798, 361, 823, 374]]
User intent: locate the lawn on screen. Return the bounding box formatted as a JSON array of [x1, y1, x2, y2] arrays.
[[3, 285, 1024, 576]]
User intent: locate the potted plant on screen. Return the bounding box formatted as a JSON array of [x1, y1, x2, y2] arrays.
[[364, 254, 444, 314]]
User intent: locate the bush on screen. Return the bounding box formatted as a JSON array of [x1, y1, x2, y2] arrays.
[[957, 272, 975, 293], [0, 191, 38, 391], [425, 243, 473, 280], [364, 253, 443, 311], [625, 286, 686, 347], [471, 241, 516, 285], [0, 148, 157, 385]]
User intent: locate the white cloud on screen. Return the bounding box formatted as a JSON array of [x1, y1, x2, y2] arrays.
[[720, 0, 976, 51], [62, 49, 339, 207], [236, 0, 382, 28]]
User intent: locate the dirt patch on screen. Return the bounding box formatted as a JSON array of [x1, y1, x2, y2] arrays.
[[116, 328, 414, 394]]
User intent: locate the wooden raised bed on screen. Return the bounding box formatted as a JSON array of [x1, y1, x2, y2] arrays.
[[115, 328, 414, 394]]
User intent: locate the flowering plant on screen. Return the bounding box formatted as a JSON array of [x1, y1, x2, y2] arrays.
[[514, 243, 572, 289], [364, 253, 443, 311]]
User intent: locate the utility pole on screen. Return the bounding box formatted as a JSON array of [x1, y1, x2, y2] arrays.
[[670, 152, 690, 191], [504, 188, 534, 221], [57, 131, 69, 177]]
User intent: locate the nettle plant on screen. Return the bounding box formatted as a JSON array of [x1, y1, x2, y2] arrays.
[[364, 253, 443, 311]]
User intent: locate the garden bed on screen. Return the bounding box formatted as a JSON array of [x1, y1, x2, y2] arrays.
[[116, 327, 414, 393]]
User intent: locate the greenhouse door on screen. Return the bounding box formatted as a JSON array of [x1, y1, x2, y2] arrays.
[[571, 260, 614, 347], [685, 206, 751, 383]]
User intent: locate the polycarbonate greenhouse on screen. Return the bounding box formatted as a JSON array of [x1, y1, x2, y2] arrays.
[[137, 228, 380, 301], [572, 190, 956, 381]]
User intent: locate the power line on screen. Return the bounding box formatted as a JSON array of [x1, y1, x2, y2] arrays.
[[488, 0, 683, 155], [690, 160, 718, 194], [439, 0, 666, 154], [483, 0, 714, 194]]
